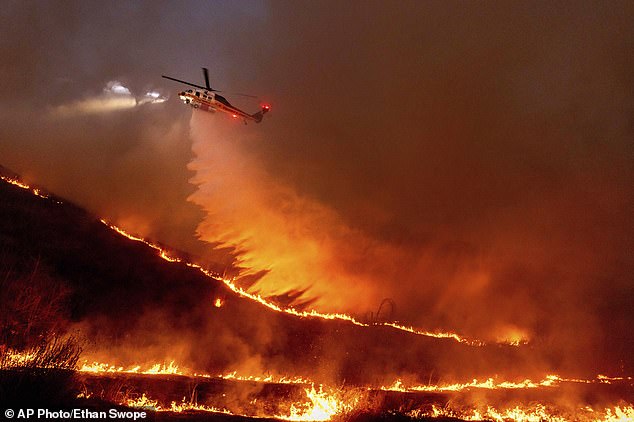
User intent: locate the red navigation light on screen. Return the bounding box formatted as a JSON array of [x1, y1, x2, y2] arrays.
[[262, 104, 271, 110]]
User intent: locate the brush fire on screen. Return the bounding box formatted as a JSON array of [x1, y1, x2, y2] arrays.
[[3, 2, 633, 420], [0, 173, 632, 421]]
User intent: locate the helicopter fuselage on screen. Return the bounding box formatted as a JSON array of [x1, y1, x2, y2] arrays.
[[179, 89, 259, 122]]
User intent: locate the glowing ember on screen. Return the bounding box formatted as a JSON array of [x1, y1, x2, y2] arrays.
[[214, 297, 224, 307]]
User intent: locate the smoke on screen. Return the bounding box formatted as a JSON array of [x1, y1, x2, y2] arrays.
[[188, 112, 386, 313], [49, 80, 167, 118]]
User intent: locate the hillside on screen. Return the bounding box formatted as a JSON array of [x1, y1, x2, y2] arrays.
[[0, 165, 527, 385]]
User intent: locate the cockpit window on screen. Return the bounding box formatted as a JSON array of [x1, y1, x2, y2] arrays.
[[195, 92, 200, 97], [215, 94, 231, 106]]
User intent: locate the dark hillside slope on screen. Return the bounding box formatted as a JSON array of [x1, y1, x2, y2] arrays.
[[0, 166, 221, 332]]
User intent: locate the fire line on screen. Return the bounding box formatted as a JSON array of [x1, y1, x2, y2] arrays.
[[101, 218, 504, 347]]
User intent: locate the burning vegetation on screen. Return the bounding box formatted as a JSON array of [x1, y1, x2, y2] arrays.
[[0, 170, 633, 421]]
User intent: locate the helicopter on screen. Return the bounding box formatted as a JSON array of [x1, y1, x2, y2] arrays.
[[162, 68, 270, 124]]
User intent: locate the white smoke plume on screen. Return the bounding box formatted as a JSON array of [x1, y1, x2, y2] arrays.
[[50, 81, 167, 118]]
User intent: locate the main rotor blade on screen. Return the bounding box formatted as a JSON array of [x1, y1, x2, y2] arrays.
[[163, 73, 255, 98], [225, 92, 259, 99], [202, 67, 211, 90], [162, 75, 211, 91]]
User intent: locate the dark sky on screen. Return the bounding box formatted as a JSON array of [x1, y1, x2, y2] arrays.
[[1, 1, 633, 369]]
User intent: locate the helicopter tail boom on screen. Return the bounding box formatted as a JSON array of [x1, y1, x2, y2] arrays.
[[250, 104, 270, 123]]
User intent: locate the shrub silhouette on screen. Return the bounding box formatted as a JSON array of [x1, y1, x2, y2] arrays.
[[0, 259, 82, 406]]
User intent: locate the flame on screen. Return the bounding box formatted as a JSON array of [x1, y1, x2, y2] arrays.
[[597, 375, 634, 383], [420, 404, 568, 422], [77, 357, 632, 393], [381, 374, 561, 393], [214, 297, 224, 308], [379, 373, 633, 394], [7, 348, 633, 422], [127, 393, 233, 414], [382, 322, 486, 345], [126, 385, 359, 421], [213, 370, 312, 385], [79, 358, 314, 385], [1, 349, 38, 368], [143, 361, 180, 375], [601, 406, 634, 421], [119, 375, 634, 422], [412, 404, 634, 422], [0, 175, 51, 200], [276, 385, 360, 421], [80, 360, 180, 375]]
